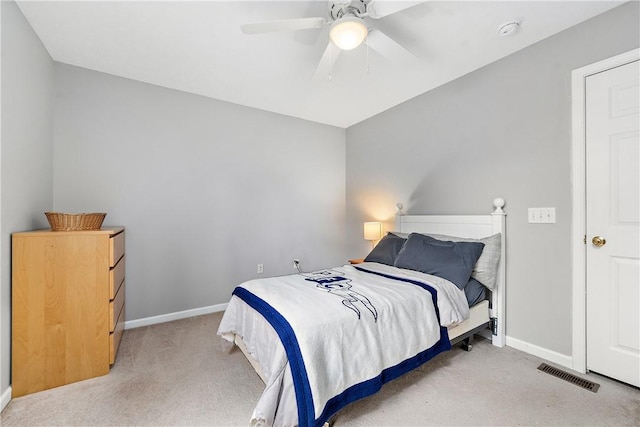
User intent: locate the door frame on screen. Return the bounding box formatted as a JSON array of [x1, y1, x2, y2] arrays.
[[571, 48, 639, 374]]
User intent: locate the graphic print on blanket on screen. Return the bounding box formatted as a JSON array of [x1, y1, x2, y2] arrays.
[[305, 274, 378, 321], [232, 267, 451, 427]]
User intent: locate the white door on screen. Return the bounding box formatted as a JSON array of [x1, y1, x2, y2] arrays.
[[585, 59, 639, 387]]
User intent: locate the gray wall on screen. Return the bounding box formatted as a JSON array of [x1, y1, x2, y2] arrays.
[[53, 64, 346, 321], [346, 1, 640, 356], [1, 0, 637, 406], [0, 0, 54, 400]]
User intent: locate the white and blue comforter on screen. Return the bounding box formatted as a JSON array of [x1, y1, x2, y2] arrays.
[[218, 262, 469, 427]]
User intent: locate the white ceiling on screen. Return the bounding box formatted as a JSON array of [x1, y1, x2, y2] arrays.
[[17, 0, 624, 128]]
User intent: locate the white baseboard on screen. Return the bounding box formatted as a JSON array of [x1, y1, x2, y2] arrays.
[[1, 386, 11, 413], [506, 335, 573, 370], [124, 303, 228, 330]]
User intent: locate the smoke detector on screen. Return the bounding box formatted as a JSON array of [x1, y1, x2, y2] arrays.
[[498, 21, 520, 37]]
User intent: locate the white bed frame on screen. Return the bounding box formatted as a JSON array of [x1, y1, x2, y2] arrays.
[[231, 199, 506, 426], [235, 199, 507, 386], [396, 198, 506, 347]]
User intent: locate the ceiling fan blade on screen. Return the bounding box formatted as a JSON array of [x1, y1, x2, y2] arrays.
[[312, 42, 342, 82], [241, 17, 326, 35], [365, 30, 417, 64], [366, 0, 426, 19]]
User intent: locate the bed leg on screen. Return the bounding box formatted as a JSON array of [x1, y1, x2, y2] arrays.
[[460, 336, 473, 352]]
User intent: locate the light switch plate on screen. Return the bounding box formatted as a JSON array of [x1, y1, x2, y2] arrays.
[[528, 207, 556, 223]]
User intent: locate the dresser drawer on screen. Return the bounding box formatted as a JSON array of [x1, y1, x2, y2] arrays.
[[110, 231, 125, 267], [110, 303, 125, 365], [110, 280, 125, 332], [110, 257, 125, 300]]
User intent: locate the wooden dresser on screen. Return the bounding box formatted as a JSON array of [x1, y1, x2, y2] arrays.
[[11, 226, 126, 397]]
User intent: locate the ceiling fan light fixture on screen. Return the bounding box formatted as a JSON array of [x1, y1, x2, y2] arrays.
[[330, 16, 368, 50]]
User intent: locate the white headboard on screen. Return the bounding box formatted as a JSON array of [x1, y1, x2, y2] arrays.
[[395, 198, 506, 347]]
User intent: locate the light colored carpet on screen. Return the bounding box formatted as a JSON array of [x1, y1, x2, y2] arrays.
[[1, 311, 638, 426]]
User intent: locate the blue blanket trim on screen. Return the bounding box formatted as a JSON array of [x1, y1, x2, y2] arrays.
[[232, 287, 315, 427], [234, 267, 452, 427], [354, 266, 449, 331], [317, 335, 451, 426]]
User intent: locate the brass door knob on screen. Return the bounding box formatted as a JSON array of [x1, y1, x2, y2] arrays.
[[592, 236, 606, 247]]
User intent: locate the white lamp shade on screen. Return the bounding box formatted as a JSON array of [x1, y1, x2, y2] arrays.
[[330, 16, 368, 50], [363, 222, 382, 241]]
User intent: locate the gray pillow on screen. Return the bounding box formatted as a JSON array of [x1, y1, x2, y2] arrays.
[[394, 233, 485, 290], [391, 232, 501, 290], [364, 233, 407, 266], [428, 233, 501, 290]]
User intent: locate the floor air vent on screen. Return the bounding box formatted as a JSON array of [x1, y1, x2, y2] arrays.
[[537, 363, 600, 393]]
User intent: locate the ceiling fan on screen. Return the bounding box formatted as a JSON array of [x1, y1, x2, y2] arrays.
[[240, 0, 424, 80]]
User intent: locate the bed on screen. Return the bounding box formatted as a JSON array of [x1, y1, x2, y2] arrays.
[[218, 199, 506, 427]]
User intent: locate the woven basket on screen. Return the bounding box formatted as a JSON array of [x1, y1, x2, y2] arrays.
[[45, 212, 106, 231]]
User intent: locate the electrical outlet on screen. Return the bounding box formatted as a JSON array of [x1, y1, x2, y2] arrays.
[[293, 259, 300, 270], [257, 263, 264, 274]]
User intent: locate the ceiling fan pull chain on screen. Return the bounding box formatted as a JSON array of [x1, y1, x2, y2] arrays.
[[329, 47, 334, 82], [366, 35, 370, 75]]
